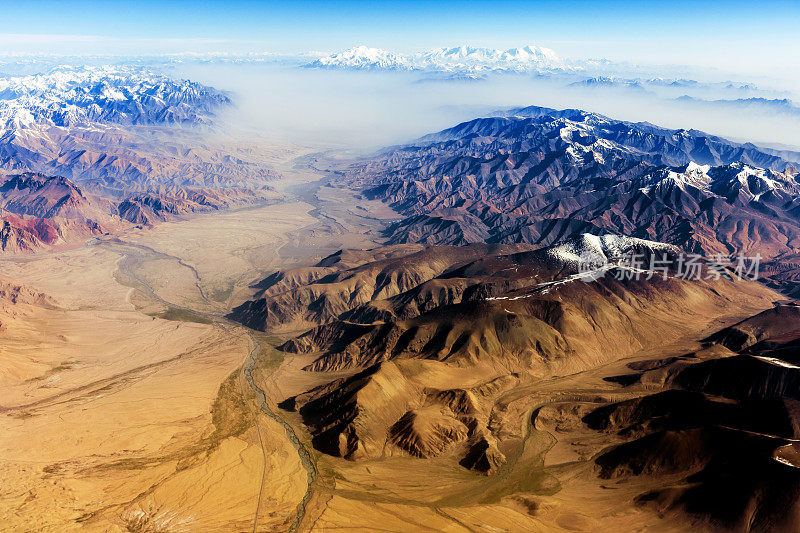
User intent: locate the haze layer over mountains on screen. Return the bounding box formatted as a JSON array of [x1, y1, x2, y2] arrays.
[[225, 81, 800, 530], [3, 40, 800, 532]]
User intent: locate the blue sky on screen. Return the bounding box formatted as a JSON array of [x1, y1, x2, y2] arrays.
[[2, 0, 798, 73]]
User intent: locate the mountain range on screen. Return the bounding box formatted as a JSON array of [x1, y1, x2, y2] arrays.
[[305, 46, 784, 101], [4, 58, 800, 530], [0, 172, 268, 253], [0, 65, 229, 129], [675, 95, 800, 118], [341, 105, 800, 294], [230, 236, 782, 492], [584, 303, 800, 530], [230, 193, 800, 530], [567, 76, 770, 96], [0, 66, 275, 191], [308, 45, 565, 73]]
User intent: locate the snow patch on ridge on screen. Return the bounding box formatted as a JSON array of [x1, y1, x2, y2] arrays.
[[544, 233, 680, 270]]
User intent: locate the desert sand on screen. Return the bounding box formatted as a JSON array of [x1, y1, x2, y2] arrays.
[[0, 156, 788, 532]]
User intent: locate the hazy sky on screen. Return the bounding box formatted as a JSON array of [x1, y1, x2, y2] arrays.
[[2, 0, 799, 78], [172, 63, 800, 151], [3, 0, 799, 150]]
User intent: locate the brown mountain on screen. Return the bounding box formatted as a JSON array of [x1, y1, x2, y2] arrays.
[[584, 303, 800, 531], [230, 243, 529, 333], [340, 107, 800, 294], [234, 235, 779, 474], [0, 172, 270, 253], [117, 186, 264, 226], [0, 172, 115, 252]]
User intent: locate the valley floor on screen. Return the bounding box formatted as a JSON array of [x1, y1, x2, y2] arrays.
[[0, 153, 779, 532], [0, 155, 394, 532]]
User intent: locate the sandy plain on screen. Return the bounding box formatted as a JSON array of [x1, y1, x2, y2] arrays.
[[0, 152, 780, 532], [0, 152, 397, 532]]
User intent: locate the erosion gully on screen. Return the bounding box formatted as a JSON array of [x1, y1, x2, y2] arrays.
[[87, 168, 336, 532]]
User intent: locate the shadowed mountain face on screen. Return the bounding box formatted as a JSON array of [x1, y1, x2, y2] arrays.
[[586, 303, 800, 531], [230, 243, 530, 332], [343, 106, 800, 293], [0, 172, 268, 252], [0, 173, 102, 219], [0, 172, 114, 252], [233, 235, 780, 474]]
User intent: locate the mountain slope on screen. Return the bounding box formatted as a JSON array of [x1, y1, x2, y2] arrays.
[[583, 303, 800, 531], [0, 65, 229, 129], [0, 172, 268, 253], [0, 172, 116, 252], [234, 236, 779, 474], [342, 106, 800, 293], [0, 66, 275, 190]]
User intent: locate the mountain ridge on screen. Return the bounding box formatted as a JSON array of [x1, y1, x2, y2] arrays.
[[307, 45, 564, 73], [341, 105, 800, 293], [0, 172, 271, 253]]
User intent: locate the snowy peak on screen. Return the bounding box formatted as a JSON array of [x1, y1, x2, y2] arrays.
[[640, 161, 797, 201], [418, 106, 795, 172], [0, 65, 230, 133], [706, 162, 796, 202], [309, 46, 412, 71], [639, 162, 713, 193], [308, 44, 563, 73], [417, 44, 561, 69], [507, 45, 560, 63]]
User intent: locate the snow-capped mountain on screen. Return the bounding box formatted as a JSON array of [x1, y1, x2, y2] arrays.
[[342, 106, 800, 290], [419, 105, 797, 171], [415, 45, 562, 71], [306, 47, 785, 104], [309, 45, 413, 71], [638, 161, 799, 204], [0, 65, 277, 192], [0, 65, 230, 132], [307, 44, 564, 73]]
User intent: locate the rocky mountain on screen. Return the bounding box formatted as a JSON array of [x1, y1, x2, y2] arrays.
[[230, 243, 527, 332], [116, 186, 263, 226], [0, 65, 229, 129], [0, 172, 115, 252], [0, 66, 279, 253], [233, 235, 779, 473], [342, 106, 800, 293], [0, 172, 114, 220], [0, 172, 268, 253], [0, 213, 83, 254], [582, 303, 800, 530], [0, 66, 275, 190], [232, 233, 799, 528]]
